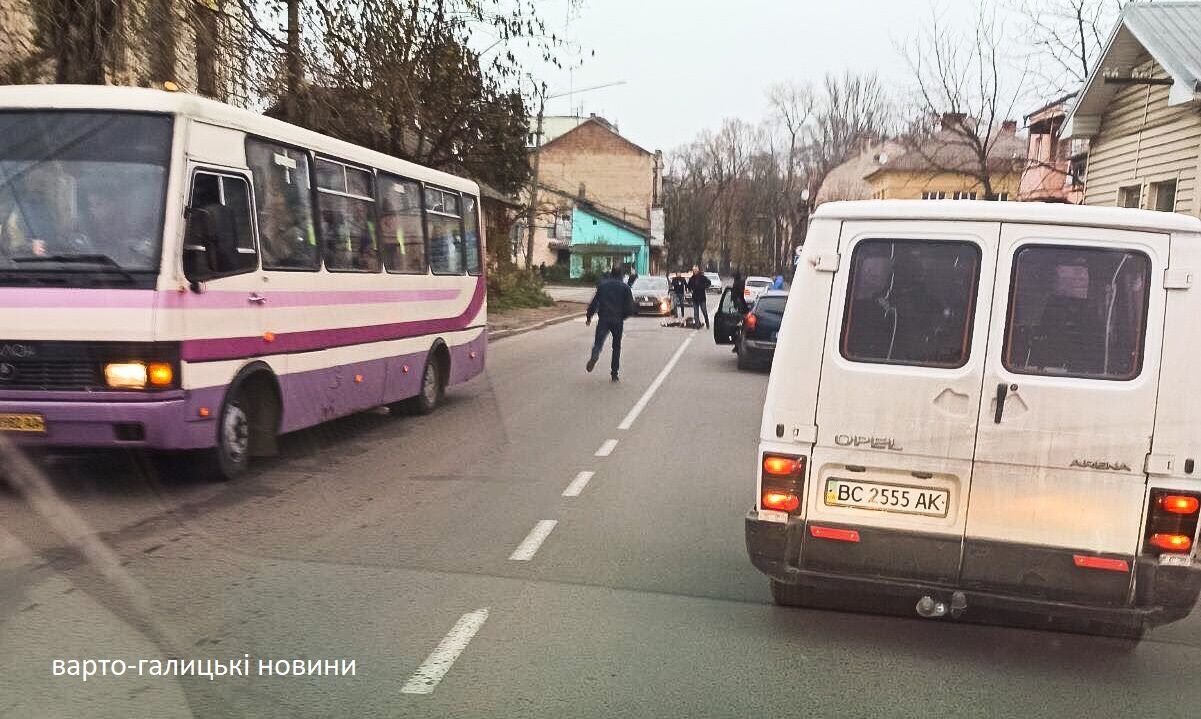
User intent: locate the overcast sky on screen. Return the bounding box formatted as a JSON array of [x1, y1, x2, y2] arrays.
[[512, 0, 1023, 153]]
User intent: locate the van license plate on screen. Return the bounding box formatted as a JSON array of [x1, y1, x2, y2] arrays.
[[0, 413, 46, 433], [824, 478, 949, 518]]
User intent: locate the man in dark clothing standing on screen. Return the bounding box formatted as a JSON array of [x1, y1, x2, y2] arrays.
[[586, 266, 636, 381], [669, 271, 688, 319], [687, 265, 712, 328]]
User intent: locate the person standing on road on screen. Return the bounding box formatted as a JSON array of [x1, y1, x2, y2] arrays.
[[731, 270, 750, 314], [688, 265, 711, 329], [670, 271, 688, 319], [772, 274, 785, 290], [586, 266, 636, 382]]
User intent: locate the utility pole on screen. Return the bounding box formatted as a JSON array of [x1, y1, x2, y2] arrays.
[[523, 80, 627, 270], [524, 87, 546, 269]]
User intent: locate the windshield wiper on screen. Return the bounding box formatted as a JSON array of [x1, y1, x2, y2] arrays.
[[11, 254, 137, 283]]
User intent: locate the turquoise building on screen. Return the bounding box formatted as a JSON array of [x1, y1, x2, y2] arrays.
[[566, 205, 651, 278]]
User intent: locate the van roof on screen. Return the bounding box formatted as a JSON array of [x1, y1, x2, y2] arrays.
[[0, 84, 478, 194], [814, 199, 1201, 234]]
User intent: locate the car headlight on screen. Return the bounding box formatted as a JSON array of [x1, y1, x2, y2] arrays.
[[105, 361, 174, 389]]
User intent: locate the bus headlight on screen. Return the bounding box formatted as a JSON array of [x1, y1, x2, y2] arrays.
[[105, 362, 148, 389], [104, 362, 174, 389]]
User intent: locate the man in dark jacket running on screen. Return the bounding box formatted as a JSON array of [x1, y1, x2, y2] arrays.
[[586, 266, 636, 381]]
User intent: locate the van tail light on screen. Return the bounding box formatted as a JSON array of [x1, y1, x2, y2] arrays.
[[1149, 533, 1193, 552], [1159, 494, 1200, 515], [1144, 489, 1201, 555], [745, 313, 758, 331], [760, 453, 806, 517]]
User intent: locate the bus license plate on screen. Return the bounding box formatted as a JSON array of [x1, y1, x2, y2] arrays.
[[0, 413, 46, 433], [824, 478, 949, 518]]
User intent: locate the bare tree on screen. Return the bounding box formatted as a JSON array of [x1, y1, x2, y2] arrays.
[[766, 81, 814, 271], [900, 6, 1026, 199], [809, 72, 891, 196], [1010, 0, 1130, 97]]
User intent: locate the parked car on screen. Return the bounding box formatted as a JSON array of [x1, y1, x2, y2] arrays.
[[705, 272, 723, 294], [631, 276, 672, 315], [745, 199, 1201, 639], [735, 290, 787, 370], [744, 275, 772, 304]]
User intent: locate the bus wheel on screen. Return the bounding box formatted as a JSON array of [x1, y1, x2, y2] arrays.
[[198, 387, 252, 481], [395, 353, 445, 416]]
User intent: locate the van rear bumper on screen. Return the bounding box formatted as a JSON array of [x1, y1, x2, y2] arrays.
[[746, 510, 1201, 629]]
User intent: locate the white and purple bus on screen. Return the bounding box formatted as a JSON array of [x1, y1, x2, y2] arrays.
[[0, 86, 486, 480]]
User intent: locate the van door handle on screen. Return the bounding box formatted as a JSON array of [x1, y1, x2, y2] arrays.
[[993, 383, 1008, 424], [248, 293, 266, 304]]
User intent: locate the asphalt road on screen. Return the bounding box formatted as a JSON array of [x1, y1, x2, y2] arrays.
[[3, 317, 1201, 718]]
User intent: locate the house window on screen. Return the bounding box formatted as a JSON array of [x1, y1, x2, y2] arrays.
[[1151, 180, 1177, 212], [953, 191, 977, 200], [921, 191, 946, 200], [546, 217, 556, 239], [1118, 185, 1142, 209]]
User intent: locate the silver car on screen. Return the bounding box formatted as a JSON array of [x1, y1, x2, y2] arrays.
[[705, 272, 723, 294]]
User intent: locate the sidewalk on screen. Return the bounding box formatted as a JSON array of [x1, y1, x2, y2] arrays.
[[543, 284, 596, 304], [487, 301, 586, 340]]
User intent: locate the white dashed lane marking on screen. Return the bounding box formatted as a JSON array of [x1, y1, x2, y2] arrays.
[[617, 334, 694, 430], [562, 471, 595, 497], [401, 608, 490, 695], [594, 439, 618, 457], [508, 520, 559, 561]]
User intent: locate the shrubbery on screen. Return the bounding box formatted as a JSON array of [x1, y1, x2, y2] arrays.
[[540, 264, 572, 284], [487, 263, 554, 312]]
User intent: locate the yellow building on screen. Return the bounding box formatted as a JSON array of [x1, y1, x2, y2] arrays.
[[863, 119, 1025, 201]]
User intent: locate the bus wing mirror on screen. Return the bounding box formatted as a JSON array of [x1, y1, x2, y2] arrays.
[[183, 206, 219, 286]]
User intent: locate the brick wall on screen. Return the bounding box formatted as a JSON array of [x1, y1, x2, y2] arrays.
[[537, 121, 654, 229]]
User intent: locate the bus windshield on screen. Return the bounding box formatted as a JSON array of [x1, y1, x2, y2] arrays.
[[0, 111, 172, 279]]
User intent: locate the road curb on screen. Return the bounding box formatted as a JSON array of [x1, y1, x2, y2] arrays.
[[488, 311, 586, 341]]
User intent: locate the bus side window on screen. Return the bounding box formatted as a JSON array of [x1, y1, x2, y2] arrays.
[[185, 172, 256, 278], [378, 173, 427, 274], [246, 138, 319, 271], [427, 188, 463, 275], [463, 194, 481, 276]]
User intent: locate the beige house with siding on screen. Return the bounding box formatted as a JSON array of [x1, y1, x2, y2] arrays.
[[1063, 2, 1201, 215]]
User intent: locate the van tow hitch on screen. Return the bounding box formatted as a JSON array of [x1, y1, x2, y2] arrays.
[[950, 592, 967, 618], [915, 596, 947, 618], [916, 592, 968, 619]]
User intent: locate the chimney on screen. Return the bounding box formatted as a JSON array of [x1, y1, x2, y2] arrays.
[[1001, 120, 1018, 135], [940, 112, 967, 130]]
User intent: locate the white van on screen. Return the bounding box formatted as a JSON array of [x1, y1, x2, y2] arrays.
[[747, 200, 1201, 636]]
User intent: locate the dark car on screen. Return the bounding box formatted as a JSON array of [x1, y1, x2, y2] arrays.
[[713, 288, 787, 370], [630, 276, 672, 315]]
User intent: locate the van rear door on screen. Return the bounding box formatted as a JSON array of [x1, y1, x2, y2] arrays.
[[962, 223, 1168, 605], [805, 221, 997, 584]]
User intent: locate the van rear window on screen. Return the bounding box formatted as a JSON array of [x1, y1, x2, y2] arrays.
[[1003, 246, 1150, 380], [840, 239, 980, 368]]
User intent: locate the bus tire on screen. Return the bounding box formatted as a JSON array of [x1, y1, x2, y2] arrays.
[[395, 349, 446, 416], [197, 369, 280, 482]]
